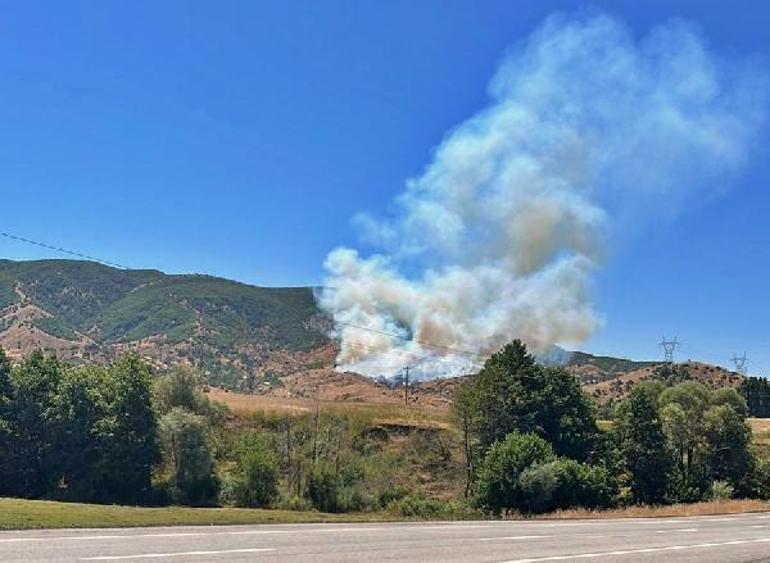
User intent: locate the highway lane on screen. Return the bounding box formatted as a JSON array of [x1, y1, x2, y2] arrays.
[[1, 512, 770, 562]]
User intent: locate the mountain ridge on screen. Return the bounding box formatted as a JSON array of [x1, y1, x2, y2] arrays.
[[0, 258, 328, 388], [0, 258, 743, 400]]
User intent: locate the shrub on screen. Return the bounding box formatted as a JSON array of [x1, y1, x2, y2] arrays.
[[387, 495, 479, 520], [378, 485, 409, 508], [216, 472, 240, 507], [710, 480, 735, 500], [518, 462, 560, 514], [748, 457, 770, 500], [339, 487, 376, 512], [387, 494, 446, 518], [153, 367, 212, 417], [234, 433, 279, 508], [552, 459, 617, 510], [275, 493, 314, 512], [473, 432, 556, 515], [157, 407, 218, 506], [305, 465, 344, 513]]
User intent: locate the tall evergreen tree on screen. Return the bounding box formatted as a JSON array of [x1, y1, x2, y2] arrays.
[[455, 340, 597, 461]]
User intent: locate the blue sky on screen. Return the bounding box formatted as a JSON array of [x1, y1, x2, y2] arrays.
[[1, 1, 769, 372]]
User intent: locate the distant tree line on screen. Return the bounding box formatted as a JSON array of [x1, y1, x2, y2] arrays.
[[741, 377, 770, 418], [454, 341, 770, 515]]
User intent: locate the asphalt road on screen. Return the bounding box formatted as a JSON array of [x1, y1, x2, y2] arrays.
[[3, 512, 770, 562]]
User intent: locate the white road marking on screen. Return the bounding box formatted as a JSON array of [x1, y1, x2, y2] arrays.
[[307, 527, 387, 533], [226, 530, 292, 535], [654, 528, 698, 533], [419, 525, 497, 530], [81, 548, 275, 560], [480, 535, 553, 541], [635, 520, 688, 525], [498, 537, 770, 562]]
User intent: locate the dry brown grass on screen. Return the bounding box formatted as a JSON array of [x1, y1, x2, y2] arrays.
[[749, 418, 770, 457], [749, 418, 770, 440], [538, 499, 770, 520], [206, 388, 453, 429]]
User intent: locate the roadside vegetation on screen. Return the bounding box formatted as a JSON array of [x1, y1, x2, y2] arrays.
[[454, 342, 770, 515], [0, 342, 768, 527]]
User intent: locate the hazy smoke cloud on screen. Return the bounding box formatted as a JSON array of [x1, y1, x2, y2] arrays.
[[318, 13, 767, 379]]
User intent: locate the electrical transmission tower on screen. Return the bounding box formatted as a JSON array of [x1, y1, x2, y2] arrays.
[[659, 336, 680, 363], [731, 353, 749, 376]]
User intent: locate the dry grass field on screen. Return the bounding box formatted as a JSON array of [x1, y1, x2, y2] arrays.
[[541, 499, 770, 520], [206, 388, 453, 429], [749, 417, 770, 456]]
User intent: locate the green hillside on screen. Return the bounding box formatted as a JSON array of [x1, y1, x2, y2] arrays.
[[0, 259, 328, 386], [566, 351, 657, 374]]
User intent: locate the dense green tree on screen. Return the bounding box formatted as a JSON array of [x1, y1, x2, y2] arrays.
[[473, 432, 555, 515], [703, 404, 753, 493], [710, 388, 749, 418], [48, 365, 109, 501], [551, 458, 617, 510], [5, 352, 62, 497], [613, 383, 672, 504], [454, 340, 597, 461], [95, 355, 159, 504], [659, 383, 710, 465], [158, 407, 217, 505], [536, 366, 598, 460]]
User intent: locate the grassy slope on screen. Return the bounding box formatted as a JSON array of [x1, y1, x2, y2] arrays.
[[567, 351, 657, 374], [0, 498, 387, 530]]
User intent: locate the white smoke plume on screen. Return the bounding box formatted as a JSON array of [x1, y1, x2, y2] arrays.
[[317, 13, 767, 379]]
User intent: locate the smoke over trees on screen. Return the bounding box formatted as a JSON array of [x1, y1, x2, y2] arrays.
[[319, 13, 768, 379]]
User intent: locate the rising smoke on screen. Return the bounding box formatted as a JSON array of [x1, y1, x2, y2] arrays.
[[317, 13, 767, 379]]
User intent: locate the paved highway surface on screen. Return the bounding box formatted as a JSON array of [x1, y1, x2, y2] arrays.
[[2, 512, 770, 562]]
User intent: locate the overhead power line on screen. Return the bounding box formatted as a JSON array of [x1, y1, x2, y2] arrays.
[[333, 319, 487, 359], [0, 231, 129, 270]]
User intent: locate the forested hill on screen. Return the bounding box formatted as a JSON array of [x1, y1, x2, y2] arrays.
[[0, 259, 330, 388]]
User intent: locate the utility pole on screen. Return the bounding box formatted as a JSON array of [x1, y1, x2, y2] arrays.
[[403, 366, 410, 406], [731, 353, 749, 376], [659, 336, 680, 363]]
